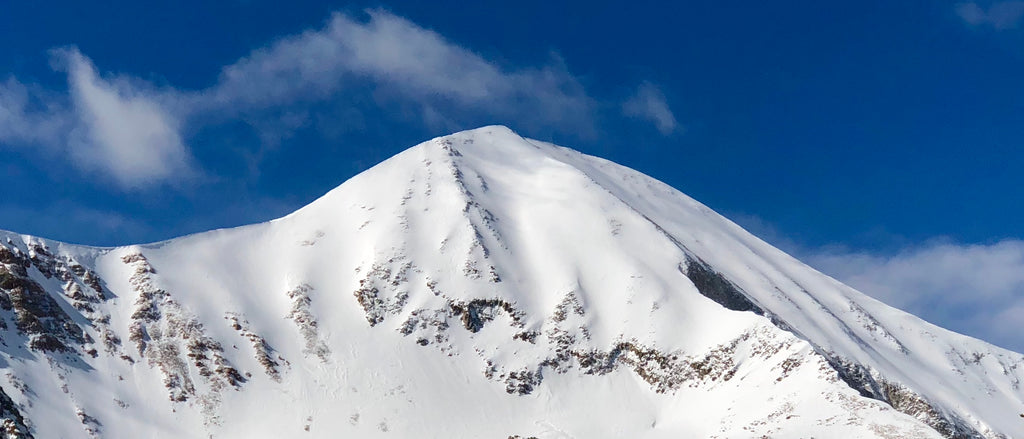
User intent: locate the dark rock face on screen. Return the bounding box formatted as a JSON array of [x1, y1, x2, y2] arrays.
[[7, 279, 84, 353], [0, 243, 88, 354], [683, 256, 761, 313]]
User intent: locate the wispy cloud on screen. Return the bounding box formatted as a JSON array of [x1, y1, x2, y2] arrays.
[[956, 1, 1024, 29], [622, 81, 678, 135], [202, 10, 594, 133], [56, 48, 196, 188], [1, 10, 607, 189], [1, 50, 197, 189]]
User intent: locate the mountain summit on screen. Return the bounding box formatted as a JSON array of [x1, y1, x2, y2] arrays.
[[0, 126, 1021, 438]]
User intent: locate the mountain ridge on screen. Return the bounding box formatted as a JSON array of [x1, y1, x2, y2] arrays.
[[0, 125, 1020, 438]]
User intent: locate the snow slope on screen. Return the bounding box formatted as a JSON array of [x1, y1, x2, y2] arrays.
[[0, 126, 1021, 438]]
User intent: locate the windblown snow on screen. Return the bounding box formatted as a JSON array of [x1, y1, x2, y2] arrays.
[[0, 126, 1021, 438]]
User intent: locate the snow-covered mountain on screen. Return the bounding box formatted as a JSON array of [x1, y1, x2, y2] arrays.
[[0, 126, 1021, 438]]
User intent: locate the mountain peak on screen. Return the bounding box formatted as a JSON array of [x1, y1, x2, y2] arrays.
[[0, 129, 1020, 438]]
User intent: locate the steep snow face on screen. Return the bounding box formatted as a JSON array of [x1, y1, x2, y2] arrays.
[[0, 126, 1020, 438]]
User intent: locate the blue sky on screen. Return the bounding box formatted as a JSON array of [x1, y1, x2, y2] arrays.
[[2, 1, 1023, 351]]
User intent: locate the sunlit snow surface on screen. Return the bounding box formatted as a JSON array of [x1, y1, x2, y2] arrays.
[[0, 126, 1021, 438]]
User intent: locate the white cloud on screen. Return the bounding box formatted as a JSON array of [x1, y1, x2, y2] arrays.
[[1, 10, 603, 189], [203, 10, 594, 133], [622, 81, 678, 135], [55, 49, 195, 188], [1, 50, 196, 189], [956, 1, 1024, 29], [802, 240, 1024, 352]]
